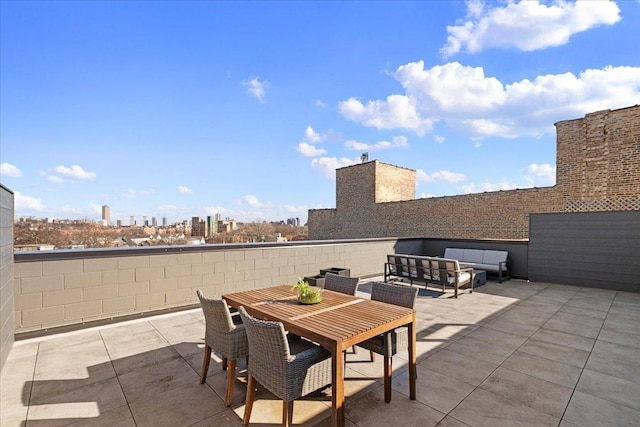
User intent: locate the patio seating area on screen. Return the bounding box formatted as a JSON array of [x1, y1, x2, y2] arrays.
[[1, 277, 639, 426]]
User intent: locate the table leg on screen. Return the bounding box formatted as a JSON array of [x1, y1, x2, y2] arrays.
[[408, 315, 417, 400], [331, 347, 345, 427]]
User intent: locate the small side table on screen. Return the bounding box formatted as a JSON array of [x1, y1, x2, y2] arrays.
[[472, 270, 487, 287]]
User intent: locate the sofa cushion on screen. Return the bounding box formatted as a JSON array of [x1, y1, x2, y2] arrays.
[[482, 251, 508, 268], [448, 271, 471, 285], [462, 249, 484, 264], [444, 248, 464, 260]]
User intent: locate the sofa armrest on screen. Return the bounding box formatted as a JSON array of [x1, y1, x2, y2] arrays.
[[497, 260, 510, 282]]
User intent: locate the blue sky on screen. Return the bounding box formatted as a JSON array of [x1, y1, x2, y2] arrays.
[[1, 1, 639, 225]]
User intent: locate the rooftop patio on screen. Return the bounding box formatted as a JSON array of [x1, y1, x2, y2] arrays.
[[2, 277, 639, 427]]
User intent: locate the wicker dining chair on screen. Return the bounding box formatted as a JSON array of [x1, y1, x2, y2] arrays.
[[323, 272, 359, 295], [356, 282, 419, 403], [197, 290, 249, 407], [238, 306, 332, 427]]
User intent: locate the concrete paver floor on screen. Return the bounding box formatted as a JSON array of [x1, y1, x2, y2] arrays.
[[2, 278, 639, 426]]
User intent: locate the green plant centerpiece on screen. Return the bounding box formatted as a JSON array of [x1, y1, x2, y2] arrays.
[[291, 278, 323, 304]]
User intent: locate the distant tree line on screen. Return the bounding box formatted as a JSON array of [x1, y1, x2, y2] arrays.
[[206, 222, 307, 244]]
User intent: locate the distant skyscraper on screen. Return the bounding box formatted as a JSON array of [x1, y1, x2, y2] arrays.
[[206, 216, 216, 237], [215, 213, 222, 221], [192, 216, 206, 237], [102, 205, 110, 226], [152, 217, 157, 227], [162, 217, 168, 227], [116, 219, 122, 227], [130, 216, 135, 226], [143, 216, 148, 226]]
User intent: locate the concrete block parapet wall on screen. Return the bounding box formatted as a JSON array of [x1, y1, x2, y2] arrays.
[[13, 239, 398, 334]]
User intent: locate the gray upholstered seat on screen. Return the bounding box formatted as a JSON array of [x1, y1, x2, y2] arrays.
[[357, 282, 418, 402], [197, 290, 249, 406], [238, 306, 332, 427]]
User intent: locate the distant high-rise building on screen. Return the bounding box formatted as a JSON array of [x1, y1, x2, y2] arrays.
[[142, 216, 148, 226], [215, 213, 222, 221], [152, 217, 157, 227], [130, 216, 136, 226], [206, 216, 216, 237], [286, 217, 300, 226], [162, 217, 168, 227], [116, 219, 122, 227], [102, 205, 111, 226], [192, 216, 206, 237]]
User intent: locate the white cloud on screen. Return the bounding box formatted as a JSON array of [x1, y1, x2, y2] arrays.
[[243, 77, 268, 103], [45, 174, 66, 184], [15, 191, 45, 211], [122, 188, 155, 199], [123, 188, 137, 199], [344, 140, 370, 151], [338, 94, 435, 136], [341, 61, 640, 139], [0, 162, 22, 178], [441, 0, 621, 57], [296, 126, 334, 157], [305, 126, 323, 144], [433, 135, 445, 144], [203, 206, 231, 216], [391, 135, 409, 148], [522, 163, 556, 187], [459, 180, 518, 193], [285, 204, 298, 213], [417, 169, 466, 183], [297, 142, 327, 157], [311, 156, 360, 179], [345, 135, 408, 151], [53, 165, 96, 181], [420, 192, 437, 198], [314, 100, 326, 108], [43, 164, 96, 183], [177, 185, 193, 195], [243, 194, 266, 208]]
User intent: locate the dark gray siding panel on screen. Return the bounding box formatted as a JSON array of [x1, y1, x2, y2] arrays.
[[0, 184, 15, 372], [394, 238, 426, 256], [529, 212, 640, 292]]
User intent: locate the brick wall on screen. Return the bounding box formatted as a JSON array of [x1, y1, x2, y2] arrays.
[[309, 105, 640, 240]]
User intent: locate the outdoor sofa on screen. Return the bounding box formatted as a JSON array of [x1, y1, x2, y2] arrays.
[[444, 248, 510, 282]]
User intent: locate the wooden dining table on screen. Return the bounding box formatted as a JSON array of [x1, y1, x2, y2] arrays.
[[223, 285, 417, 427]]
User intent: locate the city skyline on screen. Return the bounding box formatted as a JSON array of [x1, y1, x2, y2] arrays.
[[1, 1, 639, 224], [18, 208, 300, 229]]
